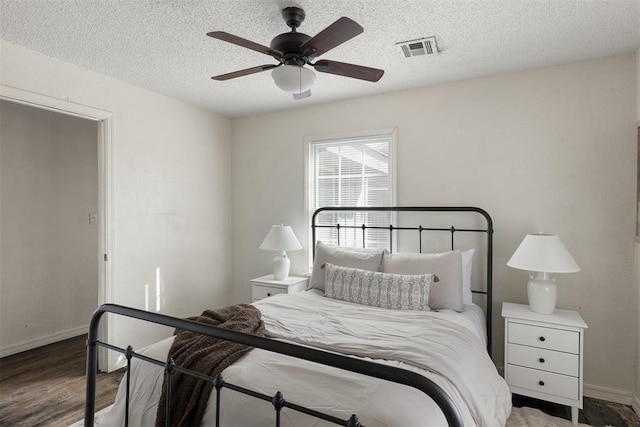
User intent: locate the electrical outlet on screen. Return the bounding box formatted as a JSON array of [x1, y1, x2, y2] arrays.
[[89, 213, 98, 225]]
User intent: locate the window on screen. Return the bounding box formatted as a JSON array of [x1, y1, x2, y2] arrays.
[[306, 128, 397, 261]]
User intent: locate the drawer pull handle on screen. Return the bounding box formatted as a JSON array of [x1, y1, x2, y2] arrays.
[[539, 336, 546, 342], [267, 293, 271, 296], [538, 381, 545, 386], [538, 358, 545, 363]]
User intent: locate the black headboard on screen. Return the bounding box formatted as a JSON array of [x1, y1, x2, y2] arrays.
[[311, 206, 494, 355]]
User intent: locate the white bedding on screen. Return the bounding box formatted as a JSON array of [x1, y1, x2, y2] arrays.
[[103, 291, 511, 426]]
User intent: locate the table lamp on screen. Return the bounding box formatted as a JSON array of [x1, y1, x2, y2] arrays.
[[260, 224, 303, 280], [507, 233, 580, 314]]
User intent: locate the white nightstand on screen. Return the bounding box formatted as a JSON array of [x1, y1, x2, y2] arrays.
[[502, 302, 588, 425], [250, 275, 308, 302]]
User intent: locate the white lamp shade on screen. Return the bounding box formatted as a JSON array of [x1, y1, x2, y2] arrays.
[[271, 65, 316, 94], [507, 234, 580, 273], [259, 225, 303, 252]]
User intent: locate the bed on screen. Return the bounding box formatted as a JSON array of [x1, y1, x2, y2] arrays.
[[85, 206, 512, 427]]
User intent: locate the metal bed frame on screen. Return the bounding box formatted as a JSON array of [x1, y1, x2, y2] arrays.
[[312, 206, 494, 354], [85, 206, 493, 427]]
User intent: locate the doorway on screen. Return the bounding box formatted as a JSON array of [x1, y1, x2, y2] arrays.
[[0, 85, 114, 371]]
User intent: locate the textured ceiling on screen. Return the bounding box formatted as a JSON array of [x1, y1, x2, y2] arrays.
[[1, 0, 639, 118]]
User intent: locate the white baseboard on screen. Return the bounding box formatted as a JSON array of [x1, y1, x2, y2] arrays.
[[0, 325, 88, 358], [583, 383, 632, 405]]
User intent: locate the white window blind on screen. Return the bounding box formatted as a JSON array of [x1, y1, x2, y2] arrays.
[[307, 130, 396, 257]]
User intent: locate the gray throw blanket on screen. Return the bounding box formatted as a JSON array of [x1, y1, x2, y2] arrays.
[[155, 304, 265, 427]]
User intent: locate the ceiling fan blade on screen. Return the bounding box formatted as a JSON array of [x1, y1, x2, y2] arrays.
[[300, 17, 363, 58], [212, 64, 279, 81], [314, 60, 384, 82], [207, 31, 283, 60]]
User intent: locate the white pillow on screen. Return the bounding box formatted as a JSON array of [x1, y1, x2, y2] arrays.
[[309, 241, 386, 291], [461, 249, 475, 305], [382, 250, 463, 311], [324, 263, 434, 311]]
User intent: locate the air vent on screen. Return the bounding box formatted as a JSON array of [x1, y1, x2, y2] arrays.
[[397, 37, 439, 58]]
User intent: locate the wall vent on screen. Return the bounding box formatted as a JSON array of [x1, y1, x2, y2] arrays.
[[397, 37, 439, 58]]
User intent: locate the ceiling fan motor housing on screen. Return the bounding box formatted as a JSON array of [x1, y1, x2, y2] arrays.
[[270, 32, 311, 65]]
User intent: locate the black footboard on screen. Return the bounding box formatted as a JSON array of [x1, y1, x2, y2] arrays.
[[85, 303, 464, 427]]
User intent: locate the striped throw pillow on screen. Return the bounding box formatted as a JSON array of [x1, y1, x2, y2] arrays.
[[324, 263, 434, 311]]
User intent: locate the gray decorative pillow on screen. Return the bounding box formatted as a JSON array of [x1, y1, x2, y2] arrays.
[[324, 263, 434, 311], [309, 241, 386, 291], [382, 250, 463, 311]]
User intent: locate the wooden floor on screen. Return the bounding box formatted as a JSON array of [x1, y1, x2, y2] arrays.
[[0, 335, 124, 427], [1, 335, 639, 426], [514, 394, 640, 426]]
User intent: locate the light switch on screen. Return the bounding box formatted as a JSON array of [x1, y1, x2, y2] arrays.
[[89, 213, 98, 225]]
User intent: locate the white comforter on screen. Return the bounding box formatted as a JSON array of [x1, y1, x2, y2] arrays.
[[103, 291, 511, 427]]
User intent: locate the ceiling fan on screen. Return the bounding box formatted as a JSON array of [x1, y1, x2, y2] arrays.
[[207, 7, 384, 99]]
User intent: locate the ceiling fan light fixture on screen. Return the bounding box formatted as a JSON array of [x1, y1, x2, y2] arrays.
[[271, 65, 316, 95]]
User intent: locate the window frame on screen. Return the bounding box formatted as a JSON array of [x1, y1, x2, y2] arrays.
[[304, 127, 398, 270]]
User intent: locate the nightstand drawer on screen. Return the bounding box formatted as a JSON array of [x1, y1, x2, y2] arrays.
[[508, 322, 579, 354], [250, 275, 308, 302], [508, 343, 579, 377], [252, 285, 287, 301], [507, 364, 579, 400]]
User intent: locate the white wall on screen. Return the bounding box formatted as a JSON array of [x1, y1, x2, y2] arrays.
[[634, 48, 640, 413], [637, 49, 640, 123], [232, 54, 637, 401], [0, 100, 98, 355], [0, 40, 232, 357]]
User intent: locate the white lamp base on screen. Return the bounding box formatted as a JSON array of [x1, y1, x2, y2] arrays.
[[272, 252, 290, 280], [527, 274, 557, 314]]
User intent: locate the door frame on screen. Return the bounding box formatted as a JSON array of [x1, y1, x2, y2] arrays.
[[0, 84, 115, 371]]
